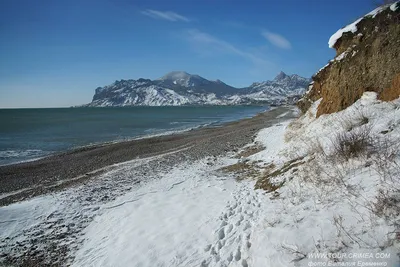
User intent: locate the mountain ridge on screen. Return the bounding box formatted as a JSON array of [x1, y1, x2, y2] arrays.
[[87, 71, 310, 107]]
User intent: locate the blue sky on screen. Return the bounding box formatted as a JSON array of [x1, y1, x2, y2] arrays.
[[0, 0, 377, 108]]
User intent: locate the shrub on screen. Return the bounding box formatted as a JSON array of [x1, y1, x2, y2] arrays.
[[339, 109, 370, 132], [331, 126, 373, 161]]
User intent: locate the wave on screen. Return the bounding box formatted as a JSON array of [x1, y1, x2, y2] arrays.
[[0, 149, 51, 166], [136, 120, 220, 140], [0, 149, 45, 159]]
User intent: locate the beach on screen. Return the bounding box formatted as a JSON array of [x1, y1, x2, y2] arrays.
[[0, 106, 295, 206], [2, 97, 399, 267], [0, 106, 297, 266]]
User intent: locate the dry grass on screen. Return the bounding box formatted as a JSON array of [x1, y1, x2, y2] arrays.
[[254, 176, 284, 192], [220, 154, 305, 193], [255, 158, 305, 192], [235, 143, 265, 158], [285, 120, 305, 143], [373, 189, 400, 219], [331, 126, 373, 161], [218, 161, 260, 181]]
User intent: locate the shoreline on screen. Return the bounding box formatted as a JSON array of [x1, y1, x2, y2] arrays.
[[0, 106, 296, 206], [0, 105, 268, 167]]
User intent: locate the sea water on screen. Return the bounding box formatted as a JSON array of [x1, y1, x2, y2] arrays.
[[0, 105, 267, 165]]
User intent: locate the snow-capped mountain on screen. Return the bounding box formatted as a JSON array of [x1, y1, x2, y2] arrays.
[[86, 71, 310, 107], [242, 71, 311, 102], [158, 71, 210, 87]]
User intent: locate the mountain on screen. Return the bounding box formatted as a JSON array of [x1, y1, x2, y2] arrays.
[[242, 72, 310, 102], [158, 71, 211, 87], [86, 71, 310, 107]]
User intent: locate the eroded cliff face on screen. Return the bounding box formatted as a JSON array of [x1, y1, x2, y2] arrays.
[[298, 3, 400, 116]]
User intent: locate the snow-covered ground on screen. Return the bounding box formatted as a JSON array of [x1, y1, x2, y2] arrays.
[[1, 93, 399, 267], [74, 93, 400, 267], [248, 93, 400, 266], [72, 158, 258, 267]]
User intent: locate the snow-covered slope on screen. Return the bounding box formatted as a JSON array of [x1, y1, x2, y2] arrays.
[[75, 93, 400, 266], [86, 71, 310, 107], [243, 72, 310, 102], [157, 71, 212, 87]]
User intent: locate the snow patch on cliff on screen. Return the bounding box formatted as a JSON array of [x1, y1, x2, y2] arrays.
[[328, 3, 397, 48]]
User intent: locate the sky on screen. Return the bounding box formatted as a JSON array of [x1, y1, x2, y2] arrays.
[[0, 0, 380, 108]]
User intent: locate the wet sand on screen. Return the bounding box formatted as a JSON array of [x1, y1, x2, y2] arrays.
[[0, 106, 296, 206]]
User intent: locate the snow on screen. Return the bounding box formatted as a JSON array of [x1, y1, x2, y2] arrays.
[[328, 18, 362, 48], [247, 94, 400, 266], [72, 159, 240, 267], [73, 94, 400, 266], [88, 72, 310, 107], [2, 93, 399, 267], [316, 62, 331, 75], [158, 71, 209, 88], [0, 196, 56, 240], [335, 51, 348, 61], [391, 2, 399, 11], [328, 4, 395, 48]]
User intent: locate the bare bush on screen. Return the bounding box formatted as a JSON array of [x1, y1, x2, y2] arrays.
[[339, 108, 370, 132], [371, 136, 400, 183], [279, 244, 307, 262], [331, 126, 373, 161], [373, 189, 400, 219]]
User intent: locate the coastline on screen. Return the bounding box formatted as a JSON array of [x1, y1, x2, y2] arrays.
[[0, 105, 267, 167], [0, 106, 296, 206]]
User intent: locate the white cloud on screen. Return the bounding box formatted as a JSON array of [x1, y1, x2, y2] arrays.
[[262, 31, 291, 49], [141, 9, 190, 22], [186, 29, 267, 65]]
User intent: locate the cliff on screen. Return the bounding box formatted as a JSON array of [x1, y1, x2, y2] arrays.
[[298, 2, 400, 116]]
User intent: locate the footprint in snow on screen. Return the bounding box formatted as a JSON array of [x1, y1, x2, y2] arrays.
[[226, 224, 233, 234], [216, 241, 223, 251], [246, 233, 251, 240], [200, 259, 209, 267], [227, 252, 233, 262], [210, 247, 217, 255], [218, 228, 225, 240], [243, 222, 251, 231], [246, 241, 251, 249], [235, 247, 241, 261]]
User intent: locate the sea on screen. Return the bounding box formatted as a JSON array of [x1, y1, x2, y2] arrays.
[[0, 105, 268, 166]]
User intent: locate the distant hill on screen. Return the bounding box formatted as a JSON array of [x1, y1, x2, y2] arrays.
[[86, 71, 310, 107]]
